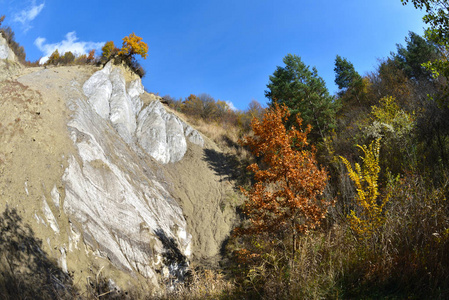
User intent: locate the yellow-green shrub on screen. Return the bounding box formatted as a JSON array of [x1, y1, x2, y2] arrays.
[[340, 138, 388, 238]]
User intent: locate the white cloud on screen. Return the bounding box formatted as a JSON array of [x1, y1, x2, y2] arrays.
[[226, 100, 237, 111], [35, 32, 104, 64], [13, 1, 45, 32]]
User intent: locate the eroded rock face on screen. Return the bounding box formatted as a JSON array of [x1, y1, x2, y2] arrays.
[[64, 100, 191, 283], [82, 63, 204, 163], [0, 61, 239, 294], [63, 65, 206, 284], [136, 101, 188, 164]]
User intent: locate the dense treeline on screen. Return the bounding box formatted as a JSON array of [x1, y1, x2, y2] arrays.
[[222, 1, 449, 298], [161, 24, 449, 297]]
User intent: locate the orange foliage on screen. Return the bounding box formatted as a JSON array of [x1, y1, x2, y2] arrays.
[[118, 32, 148, 59], [87, 49, 95, 62], [238, 104, 330, 246]]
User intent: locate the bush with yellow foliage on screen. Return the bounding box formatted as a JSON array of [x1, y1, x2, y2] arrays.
[[340, 138, 388, 238]]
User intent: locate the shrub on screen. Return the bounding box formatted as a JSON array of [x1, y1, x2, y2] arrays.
[[339, 138, 388, 239]]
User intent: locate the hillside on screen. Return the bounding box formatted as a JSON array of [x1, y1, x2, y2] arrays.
[[3, 3, 449, 297], [0, 39, 240, 297]]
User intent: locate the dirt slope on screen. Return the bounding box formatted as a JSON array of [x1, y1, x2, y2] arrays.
[[0, 63, 240, 294]]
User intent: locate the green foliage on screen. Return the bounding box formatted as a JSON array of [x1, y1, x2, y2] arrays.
[[402, 0, 449, 44], [393, 31, 441, 82], [365, 96, 415, 153], [364, 97, 416, 174], [334, 55, 369, 108], [369, 59, 411, 106], [402, 1, 449, 101], [334, 55, 362, 91], [366, 96, 415, 141], [265, 54, 339, 142]]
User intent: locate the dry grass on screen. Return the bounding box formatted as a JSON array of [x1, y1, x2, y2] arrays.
[[159, 267, 235, 300]]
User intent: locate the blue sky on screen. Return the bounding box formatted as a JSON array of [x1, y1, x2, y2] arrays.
[[1, 0, 426, 110]]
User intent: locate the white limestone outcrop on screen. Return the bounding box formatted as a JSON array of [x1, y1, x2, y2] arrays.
[[82, 63, 204, 163], [136, 101, 188, 164], [62, 64, 206, 284]]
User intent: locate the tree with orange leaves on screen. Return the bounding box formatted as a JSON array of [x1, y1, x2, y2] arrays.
[[118, 32, 148, 60], [86, 49, 96, 62], [238, 103, 330, 257], [100, 34, 148, 77]]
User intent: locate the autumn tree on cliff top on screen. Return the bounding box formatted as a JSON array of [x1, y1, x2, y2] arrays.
[[100, 33, 148, 77], [118, 32, 148, 60], [238, 103, 330, 255]]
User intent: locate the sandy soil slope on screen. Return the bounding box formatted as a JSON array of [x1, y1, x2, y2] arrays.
[[0, 63, 240, 293]]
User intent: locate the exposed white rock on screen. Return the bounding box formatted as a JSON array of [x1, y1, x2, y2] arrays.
[[128, 79, 144, 114], [165, 114, 187, 162], [83, 62, 113, 119], [51, 185, 61, 209], [68, 221, 81, 252], [136, 100, 189, 163], [81, 65, 204, 164], [137, 102, 169, 163], [59, 64, 210, 284], [183, 122, 205, 147], [42, 196, 59, 233], [63, 97, 191, 282], [34, 212, 45, 225], [109, 68, 137, 143], [59, 247, 68, 273], [0, 33, 16, 61]]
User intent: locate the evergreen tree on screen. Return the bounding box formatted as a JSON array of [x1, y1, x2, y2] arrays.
[[393, 31, 440, 83], [334, 55, 366, 104], [334, 55, 362, 91], [265, 54, 338, 142]]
